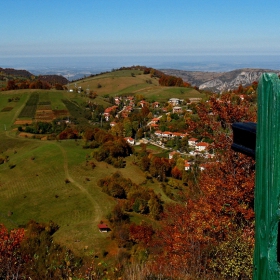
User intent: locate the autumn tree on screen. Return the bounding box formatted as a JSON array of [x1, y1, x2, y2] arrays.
[[20, 220, 81, 279], [6, 80, 18, 90], [149, 157, 171, 181], [0, 225, 27, 279]]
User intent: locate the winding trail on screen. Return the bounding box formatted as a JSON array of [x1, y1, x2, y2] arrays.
[[3, 96, 102, 227], [53, 142, 103, 223], [3, 129, 103, 224]]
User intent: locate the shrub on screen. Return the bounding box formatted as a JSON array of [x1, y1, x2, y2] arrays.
[[89, 161, 96, 169], [9, 163, 16, 169]]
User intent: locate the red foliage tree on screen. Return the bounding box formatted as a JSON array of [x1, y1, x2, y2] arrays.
[[58, 127, 79, 140], [129, 222, 154, 246], [171, 166, 182, 179], [0, 224, 28, 279], [6, 80, 18, 90]]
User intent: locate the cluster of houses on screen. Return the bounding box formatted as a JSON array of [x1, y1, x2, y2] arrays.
[[104, 96, 202, 122], [154, 130, 188, 139], [103, 95, 214, 171], [168, 138, 214, 172]]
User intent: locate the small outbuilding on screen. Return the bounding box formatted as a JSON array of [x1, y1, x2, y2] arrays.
[[98, 223, 110, 233]]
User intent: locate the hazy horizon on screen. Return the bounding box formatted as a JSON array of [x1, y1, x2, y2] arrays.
[[1, 54, 280, 78]]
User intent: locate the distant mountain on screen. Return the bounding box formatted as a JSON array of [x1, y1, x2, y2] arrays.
[[0, 67, 68, 85], [161, 68, 280, 93], [3, 66, 280, 93], [38, 75, 68, 85], [0, 67, 33, 79]]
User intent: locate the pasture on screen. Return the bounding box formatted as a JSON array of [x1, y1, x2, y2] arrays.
[[0, 129, 159, 256], [0, 113, 163, 257], [70, 69, 203, 102]]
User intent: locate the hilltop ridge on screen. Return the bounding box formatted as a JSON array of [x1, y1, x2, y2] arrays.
[[2, 65, 279, 93], [161, 68, 280, 93], [0, 67, 68, 86]]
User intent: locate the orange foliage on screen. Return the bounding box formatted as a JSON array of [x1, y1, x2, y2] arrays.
[[0, 224, 28, 278]]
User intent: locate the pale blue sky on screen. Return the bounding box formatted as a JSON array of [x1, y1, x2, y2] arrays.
[[1, 0, 280, 57]]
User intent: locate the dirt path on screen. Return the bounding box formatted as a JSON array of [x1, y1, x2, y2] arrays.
[[2, 130, 103, 224], [132, 86, 156, 93], [53, 142, 103, 223]]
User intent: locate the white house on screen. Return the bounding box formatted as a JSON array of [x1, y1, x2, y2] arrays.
[[124, 137, 135, 145], [168, 98, 180, 106], [173, 106, 182, 113], [195, 142, 209, 152], [188, 138, 198, 147], [162, 131, 172, 138], [154, 130, 162, 137]]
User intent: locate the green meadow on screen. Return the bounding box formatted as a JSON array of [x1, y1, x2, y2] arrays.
[[70, 69, 202, 102]]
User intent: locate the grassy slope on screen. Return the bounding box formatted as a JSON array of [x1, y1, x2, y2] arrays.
[[70, 69, 203, 102], [0, 70, 192, 257]]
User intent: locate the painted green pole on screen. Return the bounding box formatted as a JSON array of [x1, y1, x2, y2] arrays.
[[254, 73, 280, 279]]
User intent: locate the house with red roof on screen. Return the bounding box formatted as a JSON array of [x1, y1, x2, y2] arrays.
[[152, 101, 160, 108], [98, 223, 110, 233], [162, 131, 172, 138], [154, 130, 162, 137], [172, 132, 188, 138], [104, 106, 118, 121], [184, 161, 191, 171], [195, 142, 209, 152], [150, 123, 159, 129], [124, 137, 135, 145], [151, 118, 160, 124]]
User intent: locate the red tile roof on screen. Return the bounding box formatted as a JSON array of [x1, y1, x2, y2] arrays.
[[98, 223, 110, 229], [196, 142, 209, 147]]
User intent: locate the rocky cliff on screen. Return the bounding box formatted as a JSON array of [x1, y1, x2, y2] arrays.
[[161, 68, 280, 93]]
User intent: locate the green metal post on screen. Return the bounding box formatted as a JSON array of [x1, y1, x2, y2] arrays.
[[254, 73, 280, 279]]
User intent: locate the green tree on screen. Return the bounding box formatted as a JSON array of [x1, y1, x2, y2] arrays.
[[123, 118, 133, 137], [148, 194, 163, 220]]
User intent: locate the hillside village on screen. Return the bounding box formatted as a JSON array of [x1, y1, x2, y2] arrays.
[[98, 93, 228, 172], [0, 67, 258, 279]]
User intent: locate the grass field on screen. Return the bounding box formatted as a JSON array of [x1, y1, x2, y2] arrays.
[[0, 131, 167, 256], [70, 69, 203, 103], [0, 137, 165, 257]]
